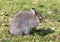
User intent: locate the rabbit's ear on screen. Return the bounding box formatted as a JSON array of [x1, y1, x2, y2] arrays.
[[30, 8, 37, 15], [30, 8, 36, 14]]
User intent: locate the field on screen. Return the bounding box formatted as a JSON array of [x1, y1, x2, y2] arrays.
[[0, 0, 60, 42]]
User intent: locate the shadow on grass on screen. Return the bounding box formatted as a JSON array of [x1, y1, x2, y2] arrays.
[[30, 28, 55, 36], [8, 28, 55, 36]]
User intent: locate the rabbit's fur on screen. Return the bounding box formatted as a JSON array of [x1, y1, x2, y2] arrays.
[[9, 8, 43, 35]]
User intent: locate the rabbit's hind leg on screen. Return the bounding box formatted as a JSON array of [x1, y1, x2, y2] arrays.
[[12, 29, 23, 36]]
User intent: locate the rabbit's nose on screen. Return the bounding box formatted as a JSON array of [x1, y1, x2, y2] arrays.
[[40, 16, 42, 19], [38, 16, 43, 22]]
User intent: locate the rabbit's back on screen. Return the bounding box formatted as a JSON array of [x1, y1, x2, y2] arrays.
[[11, 11, 38, 28]]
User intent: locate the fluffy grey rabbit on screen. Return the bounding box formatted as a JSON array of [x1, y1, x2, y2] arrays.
[[9, 8, 43, 35]]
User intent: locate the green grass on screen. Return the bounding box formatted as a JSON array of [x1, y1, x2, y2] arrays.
[[0, 0, 60, 42]]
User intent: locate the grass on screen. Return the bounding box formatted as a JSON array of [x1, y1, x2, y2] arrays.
[[0, 0, 60, 42]]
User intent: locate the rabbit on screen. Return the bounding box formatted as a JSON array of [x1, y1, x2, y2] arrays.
[[9, 8, 43, 35]]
